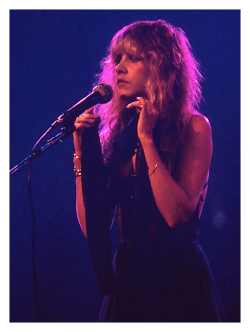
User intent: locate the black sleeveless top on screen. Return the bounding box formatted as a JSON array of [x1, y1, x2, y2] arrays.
[[108, 113, 200, 250], [81, 115, 224, 321]]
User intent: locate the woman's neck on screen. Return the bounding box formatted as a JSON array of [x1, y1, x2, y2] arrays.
[[120, 106, 137, 129]]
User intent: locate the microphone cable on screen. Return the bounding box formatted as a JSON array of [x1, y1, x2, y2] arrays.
[[27, 160, 42, 322]]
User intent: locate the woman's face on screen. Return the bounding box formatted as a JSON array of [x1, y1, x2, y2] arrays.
[[113, 43, 149, 103]]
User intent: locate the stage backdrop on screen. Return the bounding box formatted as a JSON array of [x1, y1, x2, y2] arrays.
[[10, 10, 240, 322]]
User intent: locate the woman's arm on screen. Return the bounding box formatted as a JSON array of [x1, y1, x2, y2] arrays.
[[73, 109, 118, 295], [128, 98, 212, 228], [73, 107, 100, 238], [74, 155, 87, 237], [142, 114, 212, 228]]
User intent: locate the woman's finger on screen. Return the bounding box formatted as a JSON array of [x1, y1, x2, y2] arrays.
[[74, 111, 100, 133], [76, 116, 95, 123], [74, 107, 95, 122], [75, 113, 99, 124], [136, 96, 146, 106], [127, 97, 145, 110], [127, 100, 141, 109], [84, 107, 94, 114]]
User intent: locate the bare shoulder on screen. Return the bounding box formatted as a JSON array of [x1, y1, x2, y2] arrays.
[[181, 112, 213, 157], [187, 112, 212, 136]]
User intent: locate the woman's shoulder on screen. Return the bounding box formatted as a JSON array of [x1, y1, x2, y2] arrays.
[[178, 111, 212, 157], [186, 111, 212, 137]]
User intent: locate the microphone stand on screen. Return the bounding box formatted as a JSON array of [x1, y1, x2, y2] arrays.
[[9, 123, 75, 177], [10, 119, 76, 322], [10, 83, 113, 177]]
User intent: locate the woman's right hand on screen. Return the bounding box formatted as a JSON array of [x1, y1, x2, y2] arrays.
[[73, 107, 100, 155]]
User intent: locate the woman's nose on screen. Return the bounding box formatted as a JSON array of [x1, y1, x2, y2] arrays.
[[115, 57, 127, 74]]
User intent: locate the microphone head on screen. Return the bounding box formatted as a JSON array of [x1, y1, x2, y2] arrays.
[[93, 84, 113, 104]]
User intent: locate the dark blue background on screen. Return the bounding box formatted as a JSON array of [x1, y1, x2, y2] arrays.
[[10, 10, 240, 322]]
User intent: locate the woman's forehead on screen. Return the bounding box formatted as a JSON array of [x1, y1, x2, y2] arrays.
[[112, 36, 139, 55]]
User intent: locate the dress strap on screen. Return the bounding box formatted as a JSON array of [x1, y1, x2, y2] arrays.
[[200, 182, 208, 202]]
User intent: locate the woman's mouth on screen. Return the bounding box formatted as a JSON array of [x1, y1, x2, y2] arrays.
[[117, 78, 128, 86]]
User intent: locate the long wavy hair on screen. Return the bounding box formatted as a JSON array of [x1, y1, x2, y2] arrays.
[[94, 19, 203, 165]]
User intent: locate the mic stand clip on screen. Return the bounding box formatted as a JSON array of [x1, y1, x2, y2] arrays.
[[9, 125, 75, 177]]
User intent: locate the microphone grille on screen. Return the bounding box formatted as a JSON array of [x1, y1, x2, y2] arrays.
[[93, 84, 113, 104]]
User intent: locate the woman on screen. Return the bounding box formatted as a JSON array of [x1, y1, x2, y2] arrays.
[[73, 20, 224, 322]]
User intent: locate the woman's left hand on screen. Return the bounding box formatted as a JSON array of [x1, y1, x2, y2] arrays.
[[127, 97, 159, 143]]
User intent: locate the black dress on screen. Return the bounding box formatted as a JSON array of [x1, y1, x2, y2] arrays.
[[81, 115, 225, 322]]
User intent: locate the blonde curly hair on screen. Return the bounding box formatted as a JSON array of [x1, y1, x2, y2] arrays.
[[94, 19, 203, 164]]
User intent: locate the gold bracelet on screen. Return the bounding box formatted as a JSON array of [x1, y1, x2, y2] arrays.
[[148, 163, 158, 176], [73, 167, 82, 177], [73, 153, 81, 159], [74, 173, 82, 177], [75, 173, 82, 178]]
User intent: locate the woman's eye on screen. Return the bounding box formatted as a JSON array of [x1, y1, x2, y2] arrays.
[[114, 55, 122, 65], [130, 55, 140, 62]]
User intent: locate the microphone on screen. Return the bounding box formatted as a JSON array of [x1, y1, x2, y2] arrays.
[[51, 83, 113, 129]]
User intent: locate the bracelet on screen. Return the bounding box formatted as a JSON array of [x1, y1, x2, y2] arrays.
[[148, 163, 158, 176], [73, 167, 82, 177], [73, 154, 82, 177], [73, 153, 81, 159]]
